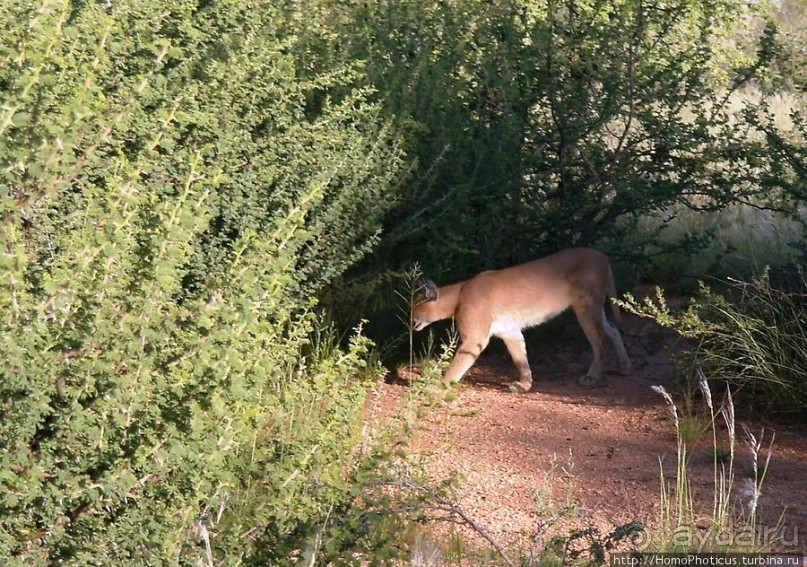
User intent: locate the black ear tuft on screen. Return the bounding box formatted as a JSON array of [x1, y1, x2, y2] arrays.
[[415, 277, 439, 302]]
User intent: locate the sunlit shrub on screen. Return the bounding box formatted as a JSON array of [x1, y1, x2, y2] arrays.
[[0, 1, 403, 564], [622, 271, 807, 415]]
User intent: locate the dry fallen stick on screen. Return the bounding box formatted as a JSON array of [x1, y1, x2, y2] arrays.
[[368, 479, 517, 567]]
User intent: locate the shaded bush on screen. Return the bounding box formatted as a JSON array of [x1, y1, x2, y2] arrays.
[[279, 0, 804, 345], [293, 1, 800, 265], [622, 271, 807, 416]]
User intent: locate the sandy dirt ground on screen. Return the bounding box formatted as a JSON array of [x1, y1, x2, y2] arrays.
[[367, 312, 807, 560]]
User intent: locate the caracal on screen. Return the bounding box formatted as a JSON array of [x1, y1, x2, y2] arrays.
[[412, 248, 631, 392]]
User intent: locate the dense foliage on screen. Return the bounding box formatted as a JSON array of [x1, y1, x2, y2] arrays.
[[624, 273, 807, 416], [0, 0, 404, 564], [284, 0, 804, 286]]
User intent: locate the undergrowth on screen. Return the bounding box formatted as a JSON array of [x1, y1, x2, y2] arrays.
[[621, 272, 797, 551], [621, 270, 807, 416], [651, 375, 780, 552]]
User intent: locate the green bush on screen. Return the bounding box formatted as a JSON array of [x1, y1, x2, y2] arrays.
[[280, 0, 805, 344], [291, 0, 800, 264], [622, 271, 807, 415], [0, 1, 404, 564]]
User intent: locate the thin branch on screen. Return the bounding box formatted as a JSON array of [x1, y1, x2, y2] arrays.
[[606, 0, 640, 171], [367, 479, 517, 567]]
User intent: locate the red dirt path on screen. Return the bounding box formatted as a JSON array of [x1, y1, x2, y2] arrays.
[[367, 313, 807, 558]]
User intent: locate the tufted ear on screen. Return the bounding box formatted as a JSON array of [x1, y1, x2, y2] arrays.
[[415, 277, 439, 302]]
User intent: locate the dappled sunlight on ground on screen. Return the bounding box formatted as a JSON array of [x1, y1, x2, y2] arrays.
[[370, 313, 807, 556]]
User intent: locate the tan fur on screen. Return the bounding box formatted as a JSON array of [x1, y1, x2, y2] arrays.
[[412, 248, 631, 391]]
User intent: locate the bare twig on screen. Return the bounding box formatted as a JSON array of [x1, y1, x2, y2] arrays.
[[368, 479, 517, 567]]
